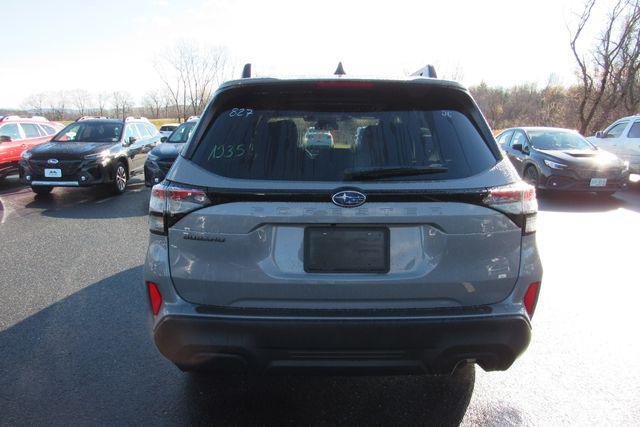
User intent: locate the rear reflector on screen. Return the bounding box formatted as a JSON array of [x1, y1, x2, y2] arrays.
[[147, 282, 162, 315], [523, 282, 540, 318]]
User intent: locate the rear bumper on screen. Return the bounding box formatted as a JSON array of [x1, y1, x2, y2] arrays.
[[538, 167, 628, 192], [153, 312, 531, 375], [144, 159, 171, 187]]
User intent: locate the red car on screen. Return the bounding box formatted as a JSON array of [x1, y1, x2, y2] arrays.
[[0, 116, 62, 180]]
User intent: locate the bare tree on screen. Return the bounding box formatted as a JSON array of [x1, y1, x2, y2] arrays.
[[570, 0, 640, 134], [22, 92, 48, 116], [155, 41, 232, 121], [143, 89, 163, 118], [45, 90, 68, 121], [111, 91, 134, 120], [96, 92, 110, 116], [70, 89, 93, 117]]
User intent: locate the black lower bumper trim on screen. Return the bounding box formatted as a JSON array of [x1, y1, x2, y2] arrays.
[[153, 313, 531, 375]]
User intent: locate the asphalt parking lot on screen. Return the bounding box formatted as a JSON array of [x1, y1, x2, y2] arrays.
[[1, 176, 639, 426]]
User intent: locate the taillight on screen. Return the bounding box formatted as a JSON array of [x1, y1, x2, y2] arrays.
[[483, 181, 538, 234], [149, 182, 211, 235], [523, 282, 540, 318], [147, 281, 162, 315]]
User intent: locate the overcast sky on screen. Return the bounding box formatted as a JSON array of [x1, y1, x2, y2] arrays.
[[0, 0, 616, 108]]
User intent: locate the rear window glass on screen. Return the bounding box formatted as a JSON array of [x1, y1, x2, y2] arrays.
[[160, 125, 177, 131], [168, 121, 197, 143], [21, 123, 42, 138], [39, 124, 56, 135], [190, 109, 496, 181]]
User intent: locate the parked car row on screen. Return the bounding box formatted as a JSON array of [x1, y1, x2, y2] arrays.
[[0, 114, 201, 195], [19, 117, 161, 194]]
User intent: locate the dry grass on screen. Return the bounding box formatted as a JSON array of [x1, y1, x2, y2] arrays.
[[56, 118, 180, 129], [149, 118, 180, 128]]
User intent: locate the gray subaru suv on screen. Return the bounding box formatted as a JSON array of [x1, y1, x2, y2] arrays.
[[144, 74, 542, 376]]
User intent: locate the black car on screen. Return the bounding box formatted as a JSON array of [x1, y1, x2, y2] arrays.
[[144, 118, 198, 187], [19, 117, 160, 196], [496, 127, 629, 195]]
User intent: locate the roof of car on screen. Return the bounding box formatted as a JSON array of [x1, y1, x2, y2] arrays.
[[217, 76, 467, 92], [611, 115, 640, 122], [74, 117, 152, 124], [521, 126, 579, 133], [499, 126, 579, 134], [76, 118, 124, 124], [0, 115, 51, 123]]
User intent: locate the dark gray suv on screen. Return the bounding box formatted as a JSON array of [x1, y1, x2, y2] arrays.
[[144, 75, 543, 377]]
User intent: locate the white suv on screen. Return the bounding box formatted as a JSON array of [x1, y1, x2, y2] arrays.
[[587, 116, 640, 174]]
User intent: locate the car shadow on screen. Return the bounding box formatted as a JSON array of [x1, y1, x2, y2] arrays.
[[19, 179, 149, 220], [0, 266, 475, 425], [537, 188, 640, 214], [0, 174, 27, 196]]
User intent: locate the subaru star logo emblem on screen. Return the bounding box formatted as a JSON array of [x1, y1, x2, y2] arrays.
[[47, 158, 59, 165], [331, 190, 366, 208]]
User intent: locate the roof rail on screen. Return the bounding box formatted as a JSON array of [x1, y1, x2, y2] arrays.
[[187, 116, 200, 121], [125, 116, 150, 122], [30, 116, 49, 122], [411, 64, 438, 78], [76, 116, 112, 121], [241, 63, 252, 78]]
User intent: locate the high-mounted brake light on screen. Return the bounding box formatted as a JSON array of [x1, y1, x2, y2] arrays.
[[149, 182, 211, 235], [483, 181, 538, 234], [316, 81, 375, 88]]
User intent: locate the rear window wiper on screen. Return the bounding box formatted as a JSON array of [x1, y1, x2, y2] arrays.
[[343, 166, 448, 181]]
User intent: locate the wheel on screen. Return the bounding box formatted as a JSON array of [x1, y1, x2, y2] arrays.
[[524, 166, 539, 188], [112, 162, 128, 195], [31, 186, 53, 195]]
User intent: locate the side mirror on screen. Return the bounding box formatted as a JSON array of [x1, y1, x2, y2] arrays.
[[512, 143, 523, 152], [123, 136, 136, 146], [0, 135, 11, 143], [595, 131, 604, 138], [160, 136, 167, 143]]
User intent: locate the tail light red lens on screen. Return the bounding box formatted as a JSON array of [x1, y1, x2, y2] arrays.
[[149, 182, 211, 235], [483, 181, 538, 234], [147, 282, 162, 315], [523, 282, 540, 318]]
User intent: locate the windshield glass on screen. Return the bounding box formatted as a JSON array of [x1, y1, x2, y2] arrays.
[[190, 109, 496, 181], [53, 122, 123, 143], [528, 130, 594, 151], [168, 121, 197, 143]]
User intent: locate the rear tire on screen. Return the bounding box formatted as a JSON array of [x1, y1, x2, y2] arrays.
[[112, 162, 128, 195], [31, 186, 53, 195]]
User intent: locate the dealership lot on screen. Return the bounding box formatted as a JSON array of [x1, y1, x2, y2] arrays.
[[0, 176, 639, 425]]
